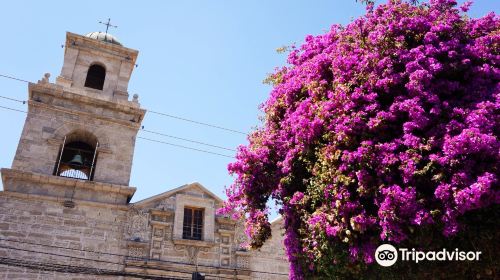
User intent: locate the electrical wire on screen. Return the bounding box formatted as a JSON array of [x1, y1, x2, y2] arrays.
[[11, 97, 238, 155], [0, 73, 247, 135], [0, 244, 197, 279], [0, 109, 283, 276], [0, 244, 236, 280], [0, 74, 241, 156], [1, 192, 287, 277], [138, 136, 234, 158], [0, 237, 289, 276], [0, 95, 25, 104], [0, 73, 30, 83], [0, 181, 266, 278], [0, 74, 288, 277], [148, 110, 246, 135], [0, 243, 124, 266], [141, 128, 236, 152], [0, 105, 26, 113], [0, 93, 238, 154], [0, 256, 188, 280], [0, 103, 235, 159]]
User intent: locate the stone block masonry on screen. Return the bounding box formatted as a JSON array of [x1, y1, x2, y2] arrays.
[[0, 30, 289, 279]]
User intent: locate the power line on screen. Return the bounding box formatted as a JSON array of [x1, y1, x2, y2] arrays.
[[0, 103, 235, 159], [0, 182, 285, 276], [0, 73, 30, 83], [0, 237, 289, 276], [0, 256, 187, 280], [0, 243, 193, 279], [0, 95, 25, 104], [0, 244, 236, 280], [0, 73, 248, 135], [138, 136, 234, 158], [0, 97, 237, 156], [0, 243, 123, 266], [0, 105, 26, 114], [0, 93, 238, 155], [141, 128, 236, 152], [148, 110, 247, 135]]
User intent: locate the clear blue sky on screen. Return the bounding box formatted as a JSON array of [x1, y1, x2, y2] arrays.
[[0, 1, 497, 218]]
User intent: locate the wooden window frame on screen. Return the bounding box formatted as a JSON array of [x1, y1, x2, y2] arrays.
[[182, 207, 204, 240]]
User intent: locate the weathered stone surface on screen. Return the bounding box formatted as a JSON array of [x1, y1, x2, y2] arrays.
[[247, 218, 289, 279], [0, 31, 289, 280], [0, 182, 289, 279]]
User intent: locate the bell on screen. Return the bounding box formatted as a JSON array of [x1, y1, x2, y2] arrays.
[[69, 154, 83, 166]]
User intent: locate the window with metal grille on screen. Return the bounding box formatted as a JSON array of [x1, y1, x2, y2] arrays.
[[182, 207, 203, 240]]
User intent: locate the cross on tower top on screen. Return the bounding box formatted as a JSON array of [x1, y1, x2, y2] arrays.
[[98, 18, 117, 35]]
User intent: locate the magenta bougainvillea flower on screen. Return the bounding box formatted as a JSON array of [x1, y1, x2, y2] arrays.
[[219, 0, 499, 278]]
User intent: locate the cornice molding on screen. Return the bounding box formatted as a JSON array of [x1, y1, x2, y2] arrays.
[[1, 168, 136, 198]]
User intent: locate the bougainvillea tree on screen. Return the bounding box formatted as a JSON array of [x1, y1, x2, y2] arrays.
[[219, 0, 499, 278]]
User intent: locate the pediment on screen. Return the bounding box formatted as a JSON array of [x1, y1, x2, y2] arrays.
[[132, 182, 223, 209]]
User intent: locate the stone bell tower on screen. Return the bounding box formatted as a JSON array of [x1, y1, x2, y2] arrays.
[[2, 31, 145, 205], [0, 30, 291, 280]]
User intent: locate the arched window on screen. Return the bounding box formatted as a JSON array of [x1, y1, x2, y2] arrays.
[[54, 131, 98, 180], [84, 64, 106, 90]]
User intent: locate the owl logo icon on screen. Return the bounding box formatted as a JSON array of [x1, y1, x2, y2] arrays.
[[375, 244, 398, 267]]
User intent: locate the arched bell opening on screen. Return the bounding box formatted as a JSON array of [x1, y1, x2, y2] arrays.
[[84, 64, 106, 90], [54, 131, 99, 181]]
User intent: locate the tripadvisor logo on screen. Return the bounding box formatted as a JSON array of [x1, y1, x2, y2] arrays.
[[375, 244, 482, 267], [375, 244, 398, 267]]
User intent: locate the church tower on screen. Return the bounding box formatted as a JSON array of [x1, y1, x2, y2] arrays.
[[0, 29, 290, 280], [3, 31, 145, 205]]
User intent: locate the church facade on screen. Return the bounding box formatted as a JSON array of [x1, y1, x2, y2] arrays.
[[0, 31, 288, 279]]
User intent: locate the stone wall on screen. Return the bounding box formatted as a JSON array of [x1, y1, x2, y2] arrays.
[[248, 217, 289, 279], [0, 180, 290, 279], [0, 192, 128, 280]]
